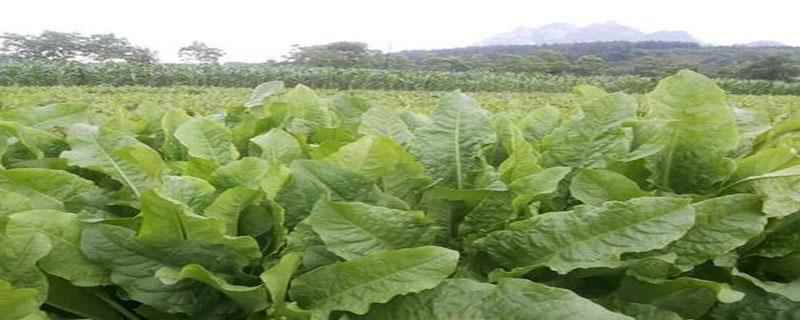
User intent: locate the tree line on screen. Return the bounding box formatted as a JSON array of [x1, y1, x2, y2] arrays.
[[0, 31, 226, 64], [2, 31, 799, 81]]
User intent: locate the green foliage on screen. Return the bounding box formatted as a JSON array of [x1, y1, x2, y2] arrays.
[[4, 62, 800, 95], [284, 42, 382, 68], [1, 31, 157, 63], [1, 70, 800, 319], [178, 41, 226, 64], [736, 55, 800, 81]]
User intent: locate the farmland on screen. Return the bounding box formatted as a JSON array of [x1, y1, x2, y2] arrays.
[[3, 62, 800, 95], [2, 70, 800, 320], [2, 84, 800, 117]]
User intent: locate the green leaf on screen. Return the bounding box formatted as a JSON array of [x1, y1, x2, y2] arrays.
[[750, 211, 800, 258], [0, 168, 100, 211], [733, 146, 799, 181], [174, 118, 239, 165], [541, 92, 636, 168], [411, 92, 496, 189], [6, 210, 109, 287], [509, 166, 571, 210], [80, 223, 255, 314], [751, 173, 800, 218], [352, 278, 494, 319], [330, 94, 370, 132], [276, 160, 377, 228], [246, 81, 285, 108], [0, 279, 42, 320], [476, 197, 694, 274], [44, 275, 127, 320], [308, 200, 440, 260], [458, 192, 515, 242], [570, 169, 651, 206], [358, 105, 414, 146], [642, 70, 739, 193], [156, 264, 268, 313], [0, 233, 51, 304], [157, 175, 217, 212], [666, 194, 767, 270], [61, 124, 164, 197], [708, 278, 800, 320], [601, 298, 685, 320], [289, 246, 459, 319], [733, 268, 800, 302], [160, 108, 191, 161], [211, 157, 271, 190], [325, 135, 421, 181], [616, 276, 743, 319], [138, 190, 261, 261], [249, 129, 304, 164], [0, 121, 67, 161], [261, 252, 302, 315], [0, 103, 88, 130], [284, 84, 334, 130], [733, 107, 772, 156], [519, 106, 561, 142], [204, 187, 263, 236], [496, 116, 542, 184], [357, 278, 631, 320]]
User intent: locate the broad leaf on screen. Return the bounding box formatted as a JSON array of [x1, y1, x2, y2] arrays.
[[174, 118, 239, 165], [358, 105, 414, 146], [246, 81, 285, 108], [156, 264, 268, 313], [541, 92, 636, 168], [616, 276, 743, 319], [61, 124, 164, 197], [0, 168, 100, 211], [411, 92, 496, 189], [6, 210, 109, 287], [80, 223, 254, 314], [476, 197, 694, 274], [667, 194, 767, 270], [276, 160, 377, 228], [249, 128, 304, 164], [358, 278, 631, 320], [642, 70, 739, 193], [289, 246, 458, 319], [570, 168, 651, 205], [308, 200, 440, 260]]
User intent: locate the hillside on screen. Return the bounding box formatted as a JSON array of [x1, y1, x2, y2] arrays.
[[479, 22, 698, 46]]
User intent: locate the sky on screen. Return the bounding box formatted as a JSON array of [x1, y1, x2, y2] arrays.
[[2, 0, 799, 62]]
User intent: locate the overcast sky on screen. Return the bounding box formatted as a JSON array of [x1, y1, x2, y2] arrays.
[[2, 0, 798, 62]]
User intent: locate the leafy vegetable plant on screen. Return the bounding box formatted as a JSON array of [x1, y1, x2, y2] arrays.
[[2, 70, 800, 319]]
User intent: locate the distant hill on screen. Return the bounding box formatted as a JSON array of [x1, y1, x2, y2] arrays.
[[479, 22, 697, 46], [737, 41, 788, 47]]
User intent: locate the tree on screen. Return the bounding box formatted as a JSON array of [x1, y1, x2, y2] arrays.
[[573, 55, 608, 75], [178, 41, 226, 64], [0, 31, 83, 61], [535, 50, 570, 74], [422, 56, 471, 72], [84, 33, 158, 64], [0, 31, 157, 63], [284, 42, 380, 68], [736, 56, 800, 81]]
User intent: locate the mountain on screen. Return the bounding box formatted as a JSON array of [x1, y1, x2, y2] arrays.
[[479, 22, 698, 46], [738, 41, 788, 47]]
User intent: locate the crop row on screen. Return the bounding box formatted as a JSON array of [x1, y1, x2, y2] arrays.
[[2, 62, 800, 95]]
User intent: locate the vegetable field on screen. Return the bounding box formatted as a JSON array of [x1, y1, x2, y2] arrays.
[[2, 70, 800, 319], [3, 62, 800, 95]]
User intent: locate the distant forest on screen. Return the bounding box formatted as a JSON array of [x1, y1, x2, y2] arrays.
[[284, 41, 800, 81], [3, 31, 800, 81]]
